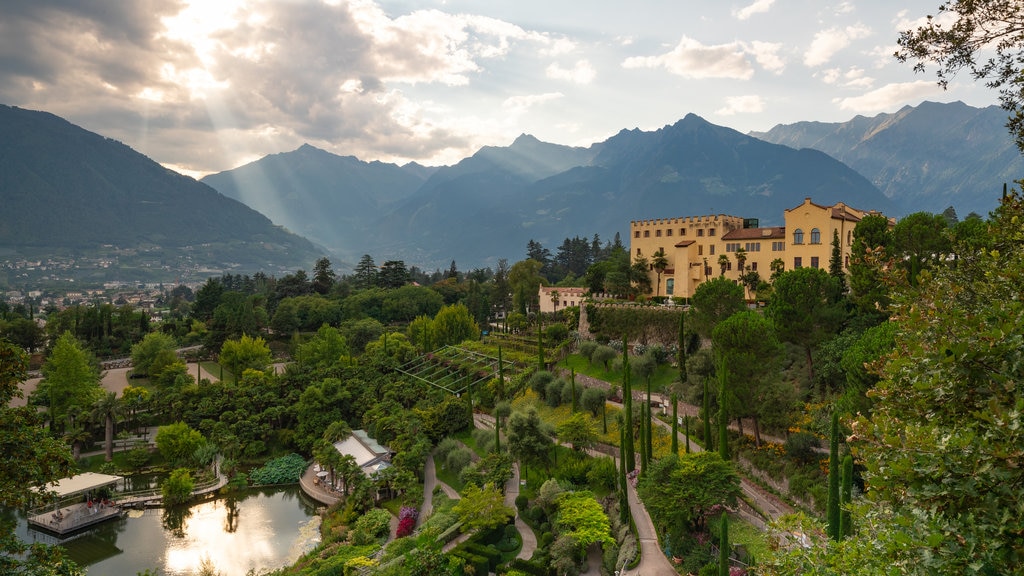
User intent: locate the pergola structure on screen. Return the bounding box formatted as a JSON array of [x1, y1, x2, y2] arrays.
[[395, 345, 514, 395], [28, 472, 124, 535]]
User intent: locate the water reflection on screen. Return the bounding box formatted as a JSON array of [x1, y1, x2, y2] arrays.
[[11, 487, 320, 575], [162, 505, 192, 538]]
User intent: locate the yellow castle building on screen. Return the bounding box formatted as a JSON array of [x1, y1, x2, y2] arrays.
[[630, 198, 885, 299]]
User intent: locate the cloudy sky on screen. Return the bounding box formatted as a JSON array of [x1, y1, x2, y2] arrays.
[[0, 0, 994, 178]]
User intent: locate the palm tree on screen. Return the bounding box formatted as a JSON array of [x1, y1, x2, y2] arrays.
[[550, 289, 560, 313], [652, 249, 669, 297], [734, 247, 747, 273], [770, 258, 785, 281], [718, 254, 730, 277], [91, 391, 122, 462], [63, 422, 91, 460]]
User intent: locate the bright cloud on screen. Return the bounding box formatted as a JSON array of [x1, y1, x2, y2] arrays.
[[834, 80, 938, 112], [821, 66, 874, 89], [747, 41, 785, 73], [623, 36, 754, 79], [733, 0, 775, 20], [546, 60, 596, 84], [715, 95, 765, 115], [804, 24, 872, 67]]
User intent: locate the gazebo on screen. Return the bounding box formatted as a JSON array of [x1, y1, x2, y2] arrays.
[[28, 472, 124, 535]]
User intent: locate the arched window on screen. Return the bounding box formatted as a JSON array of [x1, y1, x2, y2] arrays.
[[793, 228, 804, 244], [811, 228, 821, 244]]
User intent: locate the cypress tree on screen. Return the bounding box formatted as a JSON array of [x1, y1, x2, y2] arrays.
[[840, 453, 853, 538], [719, 514, 730, 576], [670, 392, 679, 456], [645, 376, 653, 468], [622, 340, 635, 472], [618, 414, 630, 525], [827, 410, 841, 541], [703, 377, 713, 451], [537, 323, 544, 370], [497, 346, 505, 401], [684, 415, 691, 454], [718, 364, 729, 461], [640, 404, 649, 474], [570, 369, 577, 412]]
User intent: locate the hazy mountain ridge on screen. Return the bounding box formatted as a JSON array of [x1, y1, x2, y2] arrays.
[[0, 104, 322, 277], [202, 144, 431, 256], [272, 113, 890, 268], [751, 100, 1022, 217]]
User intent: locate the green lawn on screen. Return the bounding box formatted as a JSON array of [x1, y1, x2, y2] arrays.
[[563, 353, 679, 394], [200, 361, 235, 383]]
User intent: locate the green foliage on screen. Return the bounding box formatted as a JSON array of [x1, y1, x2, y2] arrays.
[[768, 194, 1024, 574], [579, 386, 607, 417], [585, 306, 682, 343], [219, 334, 272, 379], [783, 432, 821, 465], [161, 468, 194, 506], [351, 508, 393, 545], [39, 331, 102, 429], [712, 310, 783, 440], [155, 421, 207, 467], [249, 453, 307, 485], [638, 452, 741, 533], [130, 331, 178, 378], [840, 454, 853, 538], [506, 408, 554, 478], [0, 340, 81, 574], [554, 490, 614, 551], [826, 411, 841, 541], [296, 324, 349, 369], [690, 277, 745, 337], [765, 267, 845, 382], [452, 482, 514, 531], [891, 211, 951, 286]]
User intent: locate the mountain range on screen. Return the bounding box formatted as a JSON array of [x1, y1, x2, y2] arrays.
[[751, 100, 1020, 218], [0, 104, 323, 284], [2, 100, 1017, 283], [204, 114, 890, 269]]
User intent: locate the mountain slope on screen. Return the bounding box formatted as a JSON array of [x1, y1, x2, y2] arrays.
[[366, 114, 890, 266], [201, 145, 430, 254], [750, 100, 1022, 217], [0, 104, 321, 274]]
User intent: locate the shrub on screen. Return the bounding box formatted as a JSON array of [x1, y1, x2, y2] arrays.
[[586, 456, 617, 491], [446, 447, 474, 476], [545, 323, 568, 343], [578, 341, 597, 361], [396, 506, 418, 538], [351, 508, 393, 545], [435, 437, 461, 462], [472, 428, 495, 453], [515, 494, 529, 511], [784, 432, 821, 465], [591, 345, 617, 370], [546, 379, 566, 407], [161, 468, 193, 506], [529, 371, 555, 399]]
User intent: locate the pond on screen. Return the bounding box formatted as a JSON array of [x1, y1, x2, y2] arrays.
[[11, 486, 321, 575]]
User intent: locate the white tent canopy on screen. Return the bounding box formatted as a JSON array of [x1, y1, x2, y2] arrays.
[[35, 472, 123, 498]]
